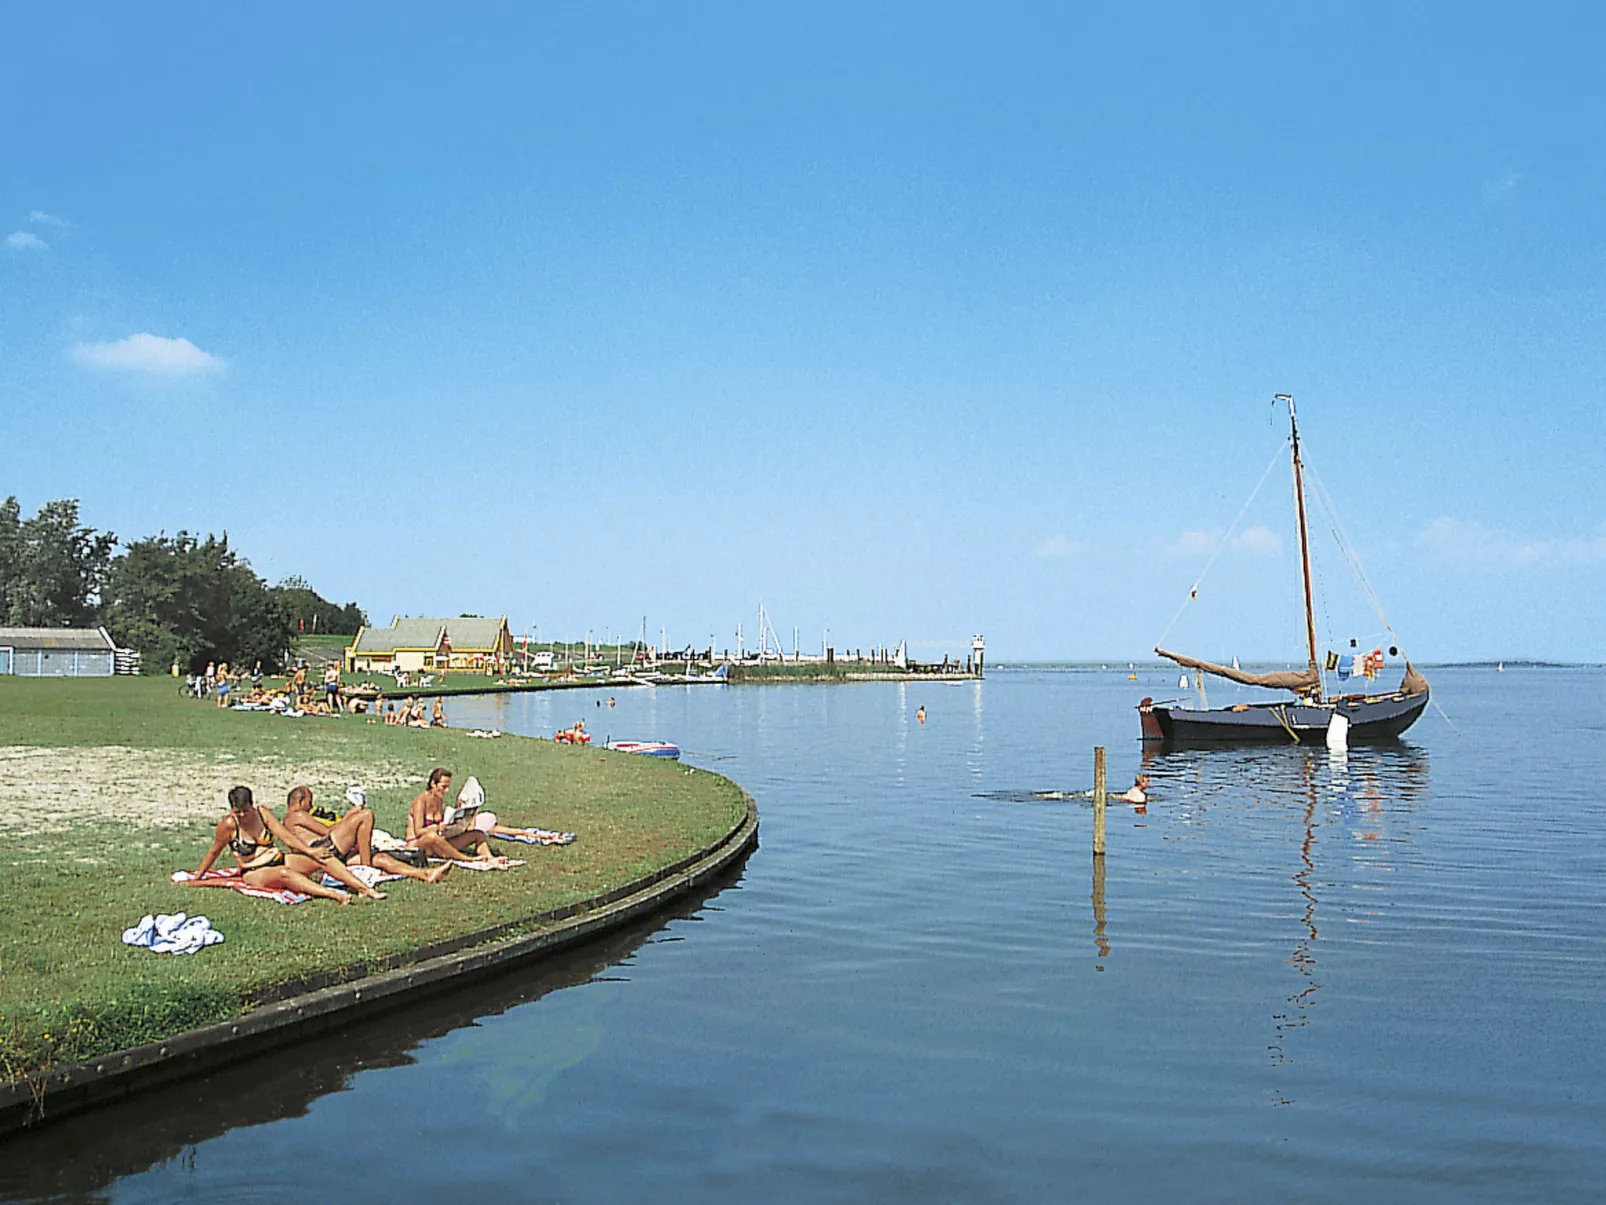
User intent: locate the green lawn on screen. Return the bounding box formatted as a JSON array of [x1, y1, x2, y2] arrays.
[[0, 677, 747, 1081], [290, 633, 355, 650]]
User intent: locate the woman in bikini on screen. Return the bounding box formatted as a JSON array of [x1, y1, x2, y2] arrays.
[[282, 786, 452, 884], [406, 768, 504, 864], [192, 785, 385, 902]]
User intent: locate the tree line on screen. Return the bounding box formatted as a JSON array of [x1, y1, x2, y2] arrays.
[[0, 496, 367, 673]]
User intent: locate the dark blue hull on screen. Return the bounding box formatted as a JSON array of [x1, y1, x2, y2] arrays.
[[1143, 690, 1428, 746]]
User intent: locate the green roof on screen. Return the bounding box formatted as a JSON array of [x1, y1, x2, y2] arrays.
[[351, 619, 445, 654], [350, 617, 508, 655], [442, 616, 509, 652], [0, 626, 116, 651]]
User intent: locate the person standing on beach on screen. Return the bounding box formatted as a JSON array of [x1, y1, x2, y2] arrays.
[[324, 663, 341, 714]]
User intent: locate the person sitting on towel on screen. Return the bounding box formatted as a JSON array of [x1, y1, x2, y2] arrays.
[[405, 768, 502, 864], [283, 785, 452, 884], [192, 785, 385, 903]]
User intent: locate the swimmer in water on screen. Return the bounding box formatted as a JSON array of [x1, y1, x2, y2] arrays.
[[916, 705, 926, 724], [1119, 775, 1150, 806]]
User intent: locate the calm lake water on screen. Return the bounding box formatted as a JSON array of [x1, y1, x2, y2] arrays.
[[6, 667, 1605, 1203]]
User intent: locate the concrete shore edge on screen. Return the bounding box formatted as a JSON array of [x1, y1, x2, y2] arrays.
[[0, 791, 759, 1136]]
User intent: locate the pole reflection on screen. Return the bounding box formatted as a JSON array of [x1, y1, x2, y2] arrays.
[[1091, 855, 1109, 971]]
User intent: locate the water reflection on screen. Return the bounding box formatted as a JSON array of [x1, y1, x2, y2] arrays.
[[1091, 855, 1109, 970], [1138, 740, 1431, 1104], [0, 864, 750, 1204], [1268, 756, 1323, 1100]]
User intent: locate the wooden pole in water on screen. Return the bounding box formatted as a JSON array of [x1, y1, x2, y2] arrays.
[[1093, 746, 1107, 857]]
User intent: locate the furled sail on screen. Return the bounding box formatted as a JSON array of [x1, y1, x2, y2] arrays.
[[1400, 662, 1429, 696], [1155, 647, 1321, 693]]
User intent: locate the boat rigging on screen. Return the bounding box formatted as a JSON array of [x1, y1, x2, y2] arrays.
[[1140, 395, 1430, 745]]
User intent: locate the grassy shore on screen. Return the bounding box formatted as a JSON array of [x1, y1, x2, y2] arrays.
[[0, 677, 746, 1082]]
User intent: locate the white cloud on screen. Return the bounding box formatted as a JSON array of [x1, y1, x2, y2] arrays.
[[1418, 517, 1606, 566], [1482, 169, 1521, 201], [1161, 525, 1282, 559], [28, 210, 68, 228], [1035, 533, 1087, 558], [5, 231, 46, 250], [1234, 524, 1283, 557], [1168, 529, 1219, 557], [71, 333, 227, 376]]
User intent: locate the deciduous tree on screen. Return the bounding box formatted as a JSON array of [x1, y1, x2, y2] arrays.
[[104, 533, 296, 673], [1, 497, 116, 628]]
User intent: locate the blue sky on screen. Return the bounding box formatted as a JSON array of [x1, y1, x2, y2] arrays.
[[4, 3, 1604, 661]]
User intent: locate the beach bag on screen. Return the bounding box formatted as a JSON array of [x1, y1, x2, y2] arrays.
[[388, 848, 428, 869]]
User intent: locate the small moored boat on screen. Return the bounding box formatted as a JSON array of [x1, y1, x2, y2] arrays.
[[605, 740, 682, 759], [1141, 395, 1429, 747]]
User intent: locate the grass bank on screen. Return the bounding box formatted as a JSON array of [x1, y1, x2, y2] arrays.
[[0, 677, 746, 1081]]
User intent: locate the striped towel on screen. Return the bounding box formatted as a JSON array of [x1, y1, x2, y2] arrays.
[[425, 857, 526, 870], [491, 828, 577, 846], [170, 868, 308, 905]]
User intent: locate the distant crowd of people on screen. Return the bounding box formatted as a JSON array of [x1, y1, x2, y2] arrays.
[[179, 660, 445, 726]]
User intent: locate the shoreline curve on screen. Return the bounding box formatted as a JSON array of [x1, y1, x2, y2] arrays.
[[0, 790, 759, 1136]]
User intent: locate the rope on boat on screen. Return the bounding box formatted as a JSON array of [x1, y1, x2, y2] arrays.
[[1155, 437, 1290, 649], [1272, 705, 1301, 743], [1305, 461, 1401, 648], [1430, 696, 1462, 736]]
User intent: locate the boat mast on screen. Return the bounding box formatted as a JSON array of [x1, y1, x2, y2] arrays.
[[1281, 394, 1322, 702]]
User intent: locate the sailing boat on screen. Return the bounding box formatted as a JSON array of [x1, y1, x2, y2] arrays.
[[1140, 395, 1429, 745]]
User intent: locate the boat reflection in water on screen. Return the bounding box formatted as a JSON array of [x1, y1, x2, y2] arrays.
[[0, 863, 749, 1204], [1121, 739, 1429, 1104]]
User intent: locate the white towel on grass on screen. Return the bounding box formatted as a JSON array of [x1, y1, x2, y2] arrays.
[[122, 912, 225, 956]]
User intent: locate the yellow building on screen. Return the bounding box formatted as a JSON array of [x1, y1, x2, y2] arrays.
[[347, 616, 513, 673]]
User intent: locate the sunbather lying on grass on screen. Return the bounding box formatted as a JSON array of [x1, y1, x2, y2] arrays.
[[192, 785, 385, 903], [283, 785, 451, 884]]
